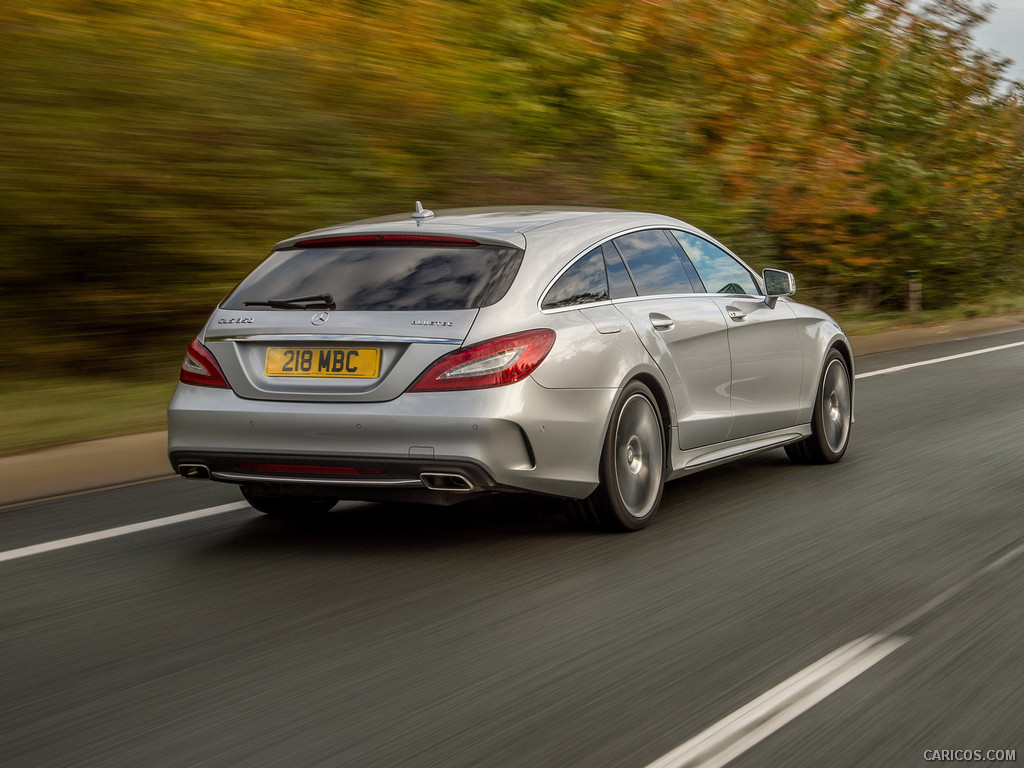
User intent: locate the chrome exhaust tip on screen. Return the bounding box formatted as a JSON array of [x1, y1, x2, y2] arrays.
[[419, 473, 475, 492], [178, 464, 211, 480]]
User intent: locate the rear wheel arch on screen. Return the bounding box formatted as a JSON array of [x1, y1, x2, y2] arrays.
[[571, 377, 669, 532], [630, 372, 674, 458]]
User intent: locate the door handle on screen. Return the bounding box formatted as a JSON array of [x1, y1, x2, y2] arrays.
[[727, 307, 747, 321], [650, 314, 675, 331]]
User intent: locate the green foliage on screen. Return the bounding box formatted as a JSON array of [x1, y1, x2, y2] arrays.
[[1, 0, 1022, 377], [0, 375, 175, 455]]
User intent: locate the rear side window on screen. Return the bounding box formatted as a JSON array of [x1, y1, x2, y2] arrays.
[[612, 230, 696, 296], [222, 245, 525, 311], [542, 246, 610, 310], [672, 232, 759, 296], [601, 243, 637, 299]]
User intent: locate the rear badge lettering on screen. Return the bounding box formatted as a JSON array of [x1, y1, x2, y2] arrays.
[[217, 317, 254, 324], [411, 320, 454, 327]]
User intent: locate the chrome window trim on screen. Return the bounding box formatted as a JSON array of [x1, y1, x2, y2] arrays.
[[539, 290, 766, 316], [540, 298, 615, 315], [609, 291, 762, 306], [537, 225, 764, 312]]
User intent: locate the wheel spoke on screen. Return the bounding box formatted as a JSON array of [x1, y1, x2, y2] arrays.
[[614, 394, 664, 518], [821, 359, 851, 454]]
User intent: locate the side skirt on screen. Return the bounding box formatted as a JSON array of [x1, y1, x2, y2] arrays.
[[666, 424, 811, 481]]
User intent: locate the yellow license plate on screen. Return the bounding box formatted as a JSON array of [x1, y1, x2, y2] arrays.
[[265, 347, 381, 378]]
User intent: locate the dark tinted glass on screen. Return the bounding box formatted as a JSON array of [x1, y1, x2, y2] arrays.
[[222, 245, 525, 311], [672, 232, 759, 296], [667, 234, 706, 292], [601, 243, 637, 299], [542, 247, 609, 309], [612, 230, 695, 296]]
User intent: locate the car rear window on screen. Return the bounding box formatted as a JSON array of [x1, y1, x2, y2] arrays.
[[222, 244, 525, 312]]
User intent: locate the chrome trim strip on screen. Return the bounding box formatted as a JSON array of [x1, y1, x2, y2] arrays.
[[211, 471, 425, 487], [204, 333, 462, 344], [539, 299, 614, 315], [539, 292, 767, 315], [609, 292, 762, 306]]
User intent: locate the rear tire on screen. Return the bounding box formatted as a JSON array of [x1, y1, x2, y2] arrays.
[[785, 349, 852, 465], [573, 381, 666, 532], [241, 486, 337, 518]]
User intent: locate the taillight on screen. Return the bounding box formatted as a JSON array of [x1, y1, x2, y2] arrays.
[[179, 338, 231, 389], [409, 329, 556, 392]]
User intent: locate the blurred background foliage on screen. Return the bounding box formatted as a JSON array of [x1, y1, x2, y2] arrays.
[[1, 0, 1022, 379]]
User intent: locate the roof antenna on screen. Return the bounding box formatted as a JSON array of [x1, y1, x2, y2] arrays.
[[411, 201, 434, 224]]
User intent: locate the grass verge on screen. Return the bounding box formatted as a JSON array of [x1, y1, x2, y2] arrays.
[[835, 294, 1024, 336], [1, 378, 176, 457]]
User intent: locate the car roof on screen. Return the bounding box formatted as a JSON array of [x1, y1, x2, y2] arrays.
[[273, 206, 692, 251]]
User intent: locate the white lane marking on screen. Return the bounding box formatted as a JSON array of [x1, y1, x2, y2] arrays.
[[644, 538, 1024, 768], [855, 339, 1024, 379], [643, 635, 908, 768], [880, 540, 1024, 637], [0, 501, 249, 564]]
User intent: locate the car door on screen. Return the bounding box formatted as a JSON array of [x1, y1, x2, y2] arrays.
[[609, 230, 733, 450], [671, 231, 804, 438]]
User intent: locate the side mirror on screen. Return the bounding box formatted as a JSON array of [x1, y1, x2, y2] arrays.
[[763, 268, 796, 309]]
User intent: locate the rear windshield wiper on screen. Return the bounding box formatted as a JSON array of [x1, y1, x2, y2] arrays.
[[244, 293, 336, 310]]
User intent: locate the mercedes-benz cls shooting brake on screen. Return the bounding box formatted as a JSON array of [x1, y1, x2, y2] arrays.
[[168, 206, 853, 531]]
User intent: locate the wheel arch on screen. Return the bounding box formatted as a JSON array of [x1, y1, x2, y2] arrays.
[[827, 337, 855, 423], [574, 376, 668, 531], [628, 371, 673, 464]]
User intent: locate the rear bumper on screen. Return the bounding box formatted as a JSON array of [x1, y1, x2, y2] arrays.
[[167, 378, 617, 500], [169, 450, 501, 506]]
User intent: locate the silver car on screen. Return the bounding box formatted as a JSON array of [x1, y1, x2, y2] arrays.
[[168, 205, 853, 531]]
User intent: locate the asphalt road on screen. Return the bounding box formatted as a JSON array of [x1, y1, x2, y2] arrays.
[[2, 330, 1023, 767]]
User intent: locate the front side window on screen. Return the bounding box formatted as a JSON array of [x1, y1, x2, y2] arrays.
[[612, 230, 696, 296], [542, 246, 610, 310], [222, 244, 525, 312], [672, 232, 759, 296]]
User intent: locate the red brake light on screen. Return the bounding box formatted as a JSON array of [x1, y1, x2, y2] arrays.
[[180, 338, 231, 389], [295, 234, 480, 248], [409, 329, 556, 392]]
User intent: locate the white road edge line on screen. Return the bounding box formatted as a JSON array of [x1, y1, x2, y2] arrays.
[[644, 538, 1024, 768], [643, 634, 909, 768], [855, 339, 1024, 379], [0, 501, 250, 564]]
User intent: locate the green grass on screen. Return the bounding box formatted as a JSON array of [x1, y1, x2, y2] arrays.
[[835, 294, 1024, 336], [3, 295, 1024, 457], [0, 378, 176, 457]]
